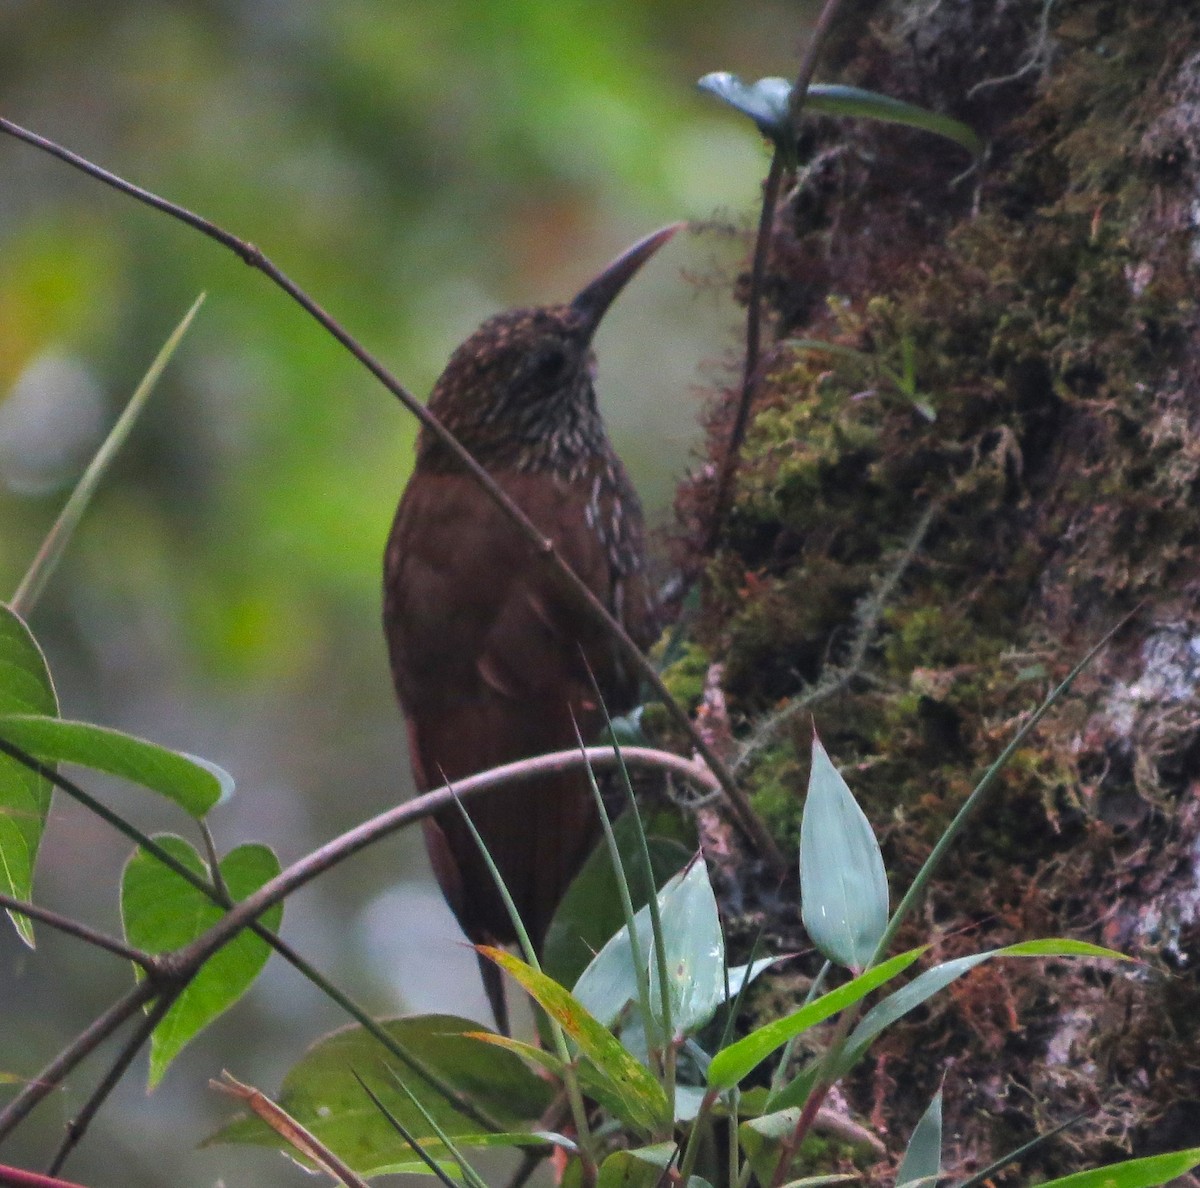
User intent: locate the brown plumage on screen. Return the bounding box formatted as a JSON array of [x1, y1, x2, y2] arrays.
[[383, 226, 677, 1029]]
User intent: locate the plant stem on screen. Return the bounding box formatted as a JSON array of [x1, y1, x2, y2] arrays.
[[703, 0, 849, 553]]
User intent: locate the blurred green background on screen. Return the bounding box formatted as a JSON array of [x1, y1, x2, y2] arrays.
[[1, 2, 809, 1184]]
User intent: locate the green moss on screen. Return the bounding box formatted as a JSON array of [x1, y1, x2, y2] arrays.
[[657, 639, 711, 713], [745, 744, 804, 850]]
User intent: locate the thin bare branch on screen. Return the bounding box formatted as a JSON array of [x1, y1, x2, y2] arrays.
[[0, 980, 158, 1143], [0, 116, 780, 869], [168, 745, 724, 982], [46, 994, 177, 1177], [704, 0, 849, 552], [0, 1165, 91, 1188], [0, 738, 718, 1149], [0, 894, 153, 969]]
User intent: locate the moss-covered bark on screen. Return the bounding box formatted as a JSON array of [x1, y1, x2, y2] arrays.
[[676, 0, 1200, 1173]]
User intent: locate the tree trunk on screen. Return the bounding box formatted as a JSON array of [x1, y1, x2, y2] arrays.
[[680, 0, 1200, 1171]]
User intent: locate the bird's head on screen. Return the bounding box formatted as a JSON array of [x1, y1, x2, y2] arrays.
[[421, 224, 680, 474]]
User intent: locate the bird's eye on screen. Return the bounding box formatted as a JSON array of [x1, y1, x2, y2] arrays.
[[530, 345, 569, 383]]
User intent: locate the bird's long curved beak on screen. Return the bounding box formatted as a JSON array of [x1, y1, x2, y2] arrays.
[[571, 223, 684, 337]]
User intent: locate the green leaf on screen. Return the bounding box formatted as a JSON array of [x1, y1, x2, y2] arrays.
[[645, 858, 724, 1037], [806, 85, 982, 156], [1036, 1149, 1200, 1188], [0, 604, 58, 945], [0, 715, 229, 818], [10, 294, 205, 618], [211, 1015, 555, 1176], [121, 836, 282, 1087], [483, 947, 670, 1136], [543, 811, 689, 990], [573, 866, 680, 1029], [463, 1031, 568, 1079], [697, 73, 982, 158], [598, 1145, 710, 1188], [739, 1106, 802, 1187], [896, 1089, 942, 1187], [708, 948, 925, 1091], [765, 1060, 821, 1113], [836, 940, 1129, 1078], [800, 735, 888, 970]]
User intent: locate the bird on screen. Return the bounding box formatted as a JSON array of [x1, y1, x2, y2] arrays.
[[383, 225, 678, 1032]]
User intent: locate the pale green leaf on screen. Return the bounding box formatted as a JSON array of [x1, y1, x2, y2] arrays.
[[896, 1089, 942, 1187], [800, 735, 888, 970]]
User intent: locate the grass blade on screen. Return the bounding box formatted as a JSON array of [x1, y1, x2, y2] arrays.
[[11, 293, 205, 618]]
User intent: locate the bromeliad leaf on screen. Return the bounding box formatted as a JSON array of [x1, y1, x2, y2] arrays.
[[800, 735, 888, 971], [0, 714, 230, 818], [0, 604, 58, 946], [699, 73, 981, 159], [122, 836, 282, 1088]]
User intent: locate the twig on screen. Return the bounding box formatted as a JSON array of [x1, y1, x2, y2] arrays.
[[0, 980, 159, 1142], [0, 116, 780, 871], [165, 746, 727, 1008], [214, 1072, 371, 1188], [0, 738, 719, 1147], [704, 0, 849, 552], [45, 994, 178, 1177], [0, 1166, 90, 1188], [0, 893, 153, 969]]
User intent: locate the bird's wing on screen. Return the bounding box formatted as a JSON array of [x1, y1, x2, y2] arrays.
[[383, 468, 649, 945]]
